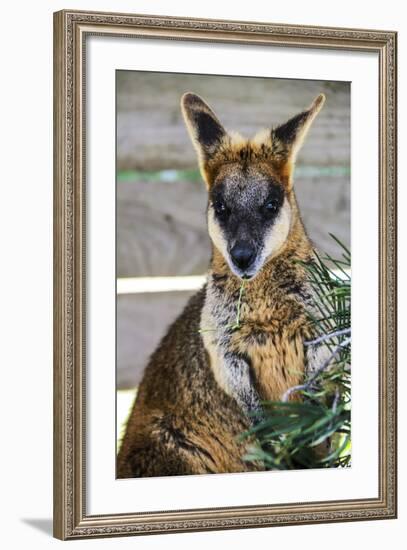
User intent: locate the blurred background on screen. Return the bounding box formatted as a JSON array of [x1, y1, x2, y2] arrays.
[[116, 71, 350, 393]]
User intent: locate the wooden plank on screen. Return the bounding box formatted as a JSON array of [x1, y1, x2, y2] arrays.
[[117, 72, 350, 171], [117, 175, 350, 278], [117, 291, 196, 388]]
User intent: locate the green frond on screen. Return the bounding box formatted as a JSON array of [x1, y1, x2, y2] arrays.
[[241, 235, 351, 470]]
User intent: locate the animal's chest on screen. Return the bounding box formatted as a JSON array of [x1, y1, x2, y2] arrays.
[[230, 316, 307, 401], [202, 288, 310, 402]]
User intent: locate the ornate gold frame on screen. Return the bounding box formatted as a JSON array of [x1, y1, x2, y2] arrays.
[[53, 9, 397, 540]]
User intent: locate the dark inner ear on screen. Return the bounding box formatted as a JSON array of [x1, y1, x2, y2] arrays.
[[193, 111, 225, 149], [273, 111, 308, 145]]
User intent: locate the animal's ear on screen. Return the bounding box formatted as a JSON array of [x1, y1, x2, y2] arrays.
[[181, 93, 227, 163], [272, 93, 325, 188]]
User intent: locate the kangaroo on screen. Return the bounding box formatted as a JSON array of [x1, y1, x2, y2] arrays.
[[117, 92, 326, 478]]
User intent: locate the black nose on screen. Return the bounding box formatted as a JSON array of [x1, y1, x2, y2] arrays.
[[230, 241, 255, 270]]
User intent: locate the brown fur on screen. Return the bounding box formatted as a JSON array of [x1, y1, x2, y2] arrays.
[[117, 289, 260, 477], [200, 195, 314, 407], [117, 93, 325, 478]]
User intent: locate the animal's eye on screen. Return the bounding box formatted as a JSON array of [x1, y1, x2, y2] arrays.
[[214, 200, 229, 218], [265, 199, 278, 213]]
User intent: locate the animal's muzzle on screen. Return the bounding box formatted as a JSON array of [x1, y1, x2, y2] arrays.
[[230, 241, 255, 270]]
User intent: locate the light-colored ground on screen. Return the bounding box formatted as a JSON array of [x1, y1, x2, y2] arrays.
[[117, 389, 137, 452]]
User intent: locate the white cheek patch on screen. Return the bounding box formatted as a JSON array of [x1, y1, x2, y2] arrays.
[[208, 208, 229, 259], [262, 198, 292, 260]]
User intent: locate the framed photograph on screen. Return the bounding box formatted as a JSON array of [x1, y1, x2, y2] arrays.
[[53, 9, 397, 540]]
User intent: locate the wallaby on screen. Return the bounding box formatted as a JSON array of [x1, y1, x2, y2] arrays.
[[117, 92, 326, 478]]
